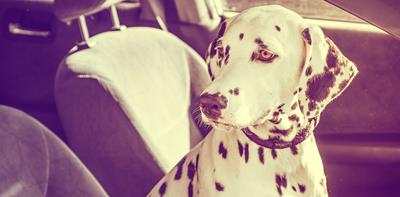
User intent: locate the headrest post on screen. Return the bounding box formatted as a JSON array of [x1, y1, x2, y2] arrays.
[[109, 5, 126, 31], [77, 15, 95, 48]]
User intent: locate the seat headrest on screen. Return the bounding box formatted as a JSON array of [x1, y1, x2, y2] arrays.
[[54, 0, 123, 22]]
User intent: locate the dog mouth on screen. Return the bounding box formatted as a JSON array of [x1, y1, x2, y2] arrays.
[[206, 109, 273, 130]]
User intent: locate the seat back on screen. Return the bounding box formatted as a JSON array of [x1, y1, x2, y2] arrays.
[[53, 2, 210, 194]]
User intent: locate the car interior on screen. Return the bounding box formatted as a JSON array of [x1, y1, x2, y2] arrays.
[[0, 0, 399, 196]]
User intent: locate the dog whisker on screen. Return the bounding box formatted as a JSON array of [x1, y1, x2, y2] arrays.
[[191, 105, 213, 132]]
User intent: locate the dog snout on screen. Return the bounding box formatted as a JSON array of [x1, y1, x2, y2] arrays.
[[199, 92, 228, 120]]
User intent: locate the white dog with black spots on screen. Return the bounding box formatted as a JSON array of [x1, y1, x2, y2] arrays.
[[148, 5, 358, 197]]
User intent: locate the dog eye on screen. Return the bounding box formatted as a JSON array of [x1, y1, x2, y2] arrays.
[[257, 49, 278, 62]]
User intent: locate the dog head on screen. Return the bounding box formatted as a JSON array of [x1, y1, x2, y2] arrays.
[[200, 5, 358, 130]]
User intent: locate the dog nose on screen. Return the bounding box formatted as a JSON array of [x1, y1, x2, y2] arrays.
[[199, 92, 227, 120]]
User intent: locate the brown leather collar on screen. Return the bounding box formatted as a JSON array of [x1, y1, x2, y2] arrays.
[[241, 119, 316, 149]]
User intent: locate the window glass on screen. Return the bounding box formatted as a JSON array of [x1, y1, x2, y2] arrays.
[[222, 0, 363, 23]]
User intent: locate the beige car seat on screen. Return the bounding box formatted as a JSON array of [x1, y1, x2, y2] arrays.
[[53, 0, 210, 196]]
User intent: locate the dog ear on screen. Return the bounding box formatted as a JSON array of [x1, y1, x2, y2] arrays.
[[296, 25, 358, 119]]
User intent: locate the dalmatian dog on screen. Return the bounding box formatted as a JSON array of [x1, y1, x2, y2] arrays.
[[147, 5, 358, 197]]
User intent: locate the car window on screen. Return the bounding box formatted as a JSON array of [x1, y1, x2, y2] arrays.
[[221, 0, 364, 23]]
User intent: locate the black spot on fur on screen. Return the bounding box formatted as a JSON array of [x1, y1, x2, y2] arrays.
[[224, 54, 230, 65], [215, 182, 224, 191], [290, 145, 298, 155], [271, 149, 277, 159], [225, 45, 230, 56], [238, 140, 244, 157], [327, 44, 338, 68], [320, 178, 326, 187], [195, 154, 200, 181], [255, 37, 263, 45], [299, 104, 304, 114], [207, 62, 214, 80], [188, 182, 193, 197], [159, 182, 167, 196], [244, 143, 249, 163], [258, 146, 264, 164], [233, 88, 239, 95], [187, 161, 196, 197], [288, 114, 299, 122], [251, 52, 258, 61], [305, 66, 312, 76], [308, 100, 317, 111], [276, 174, 287, 196], [270, 127, 291, 136], [239, 33, 244, 40], [217, 22, 226, 38], [209, 39, 217, 58], [302, 28, 312, 45], [292, 185, 297, 192], [229, 88, 239, 96], [275, 25, 281, 32], [217, 46, 224, 60], [195, 154, 200, 170], [350, 65, 354, 72], [218, 141, 228, 159], [259, 43, 268, 49], [276, 185, 282, 196], [291, 102, 298, 110], [306, 72, 335, 102], [217, 59, 222, 68], [187, 161, 195, 180], [174, 156, 186, 180], [269, 118, 281, 124], [278, 175, 287, 188], [299, 184, 306, 193]]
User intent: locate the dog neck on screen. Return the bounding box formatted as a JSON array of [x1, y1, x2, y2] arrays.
[[210, 105, 322, 174], [205, 98, 325, 190], [239, 98, 318, 150]]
